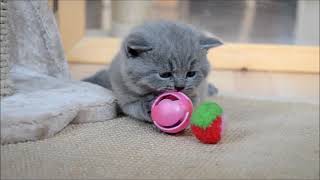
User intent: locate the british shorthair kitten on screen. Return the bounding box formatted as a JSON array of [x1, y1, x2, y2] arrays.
[[84, 21, 222, 122]]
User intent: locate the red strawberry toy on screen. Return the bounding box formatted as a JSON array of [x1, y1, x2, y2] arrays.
[[191, 102, 224, 144]]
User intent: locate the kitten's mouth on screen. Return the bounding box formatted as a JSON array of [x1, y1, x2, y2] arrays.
[[154, 94, 179, 106], [156, 89, 175, 95]]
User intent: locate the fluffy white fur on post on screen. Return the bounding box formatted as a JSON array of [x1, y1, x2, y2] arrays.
[[0, 0, 14, 97]]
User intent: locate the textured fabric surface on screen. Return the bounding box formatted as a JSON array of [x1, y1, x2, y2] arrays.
[[0, 0, 14, 97], [1, 96, 319, 179]]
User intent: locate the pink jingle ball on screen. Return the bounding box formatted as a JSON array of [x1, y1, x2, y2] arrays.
[[151, 91, 193, 133]]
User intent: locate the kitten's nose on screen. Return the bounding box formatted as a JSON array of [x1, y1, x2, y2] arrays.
[[175, 86, 185, 91]]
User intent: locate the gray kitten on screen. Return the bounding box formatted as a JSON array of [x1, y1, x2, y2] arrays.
[[84, 21, 222, 122]]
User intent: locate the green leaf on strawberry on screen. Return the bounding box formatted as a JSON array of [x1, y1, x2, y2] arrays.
[[191, 102, 223, 128]]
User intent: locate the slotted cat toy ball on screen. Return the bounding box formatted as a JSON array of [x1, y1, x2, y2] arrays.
[[151, 91, 193, 134], [151, 92, 224, 144], [190, 102, 224, 144]]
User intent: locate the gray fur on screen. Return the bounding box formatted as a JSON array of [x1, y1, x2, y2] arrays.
[[83, 69, 111, 89], [84, 21, 222, 122]]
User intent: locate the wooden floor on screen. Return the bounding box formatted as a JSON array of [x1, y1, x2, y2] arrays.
[[70, 63, 319, 104]]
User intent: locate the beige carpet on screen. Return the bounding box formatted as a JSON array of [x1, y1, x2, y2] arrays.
[[1, 96, 319, 179]]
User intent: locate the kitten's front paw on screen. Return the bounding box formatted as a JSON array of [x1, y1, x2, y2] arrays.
[[144, 95, 156, 113], [142, 94, 156, 122]]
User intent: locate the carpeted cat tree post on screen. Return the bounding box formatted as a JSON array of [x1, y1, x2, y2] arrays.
[[0, 0, 117, 144], [0, 0, 13, 97]]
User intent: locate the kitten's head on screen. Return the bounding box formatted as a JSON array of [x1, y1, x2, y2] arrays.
[[121, 21, 222, 95]]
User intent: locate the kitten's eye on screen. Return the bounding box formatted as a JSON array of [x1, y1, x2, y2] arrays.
[[186, 71, 196, 78], [159, 72, 172, 78]]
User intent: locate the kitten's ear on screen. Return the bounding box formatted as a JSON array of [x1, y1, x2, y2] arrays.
[[199, 35, 223, 50], [125, 34, 153, 58]]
